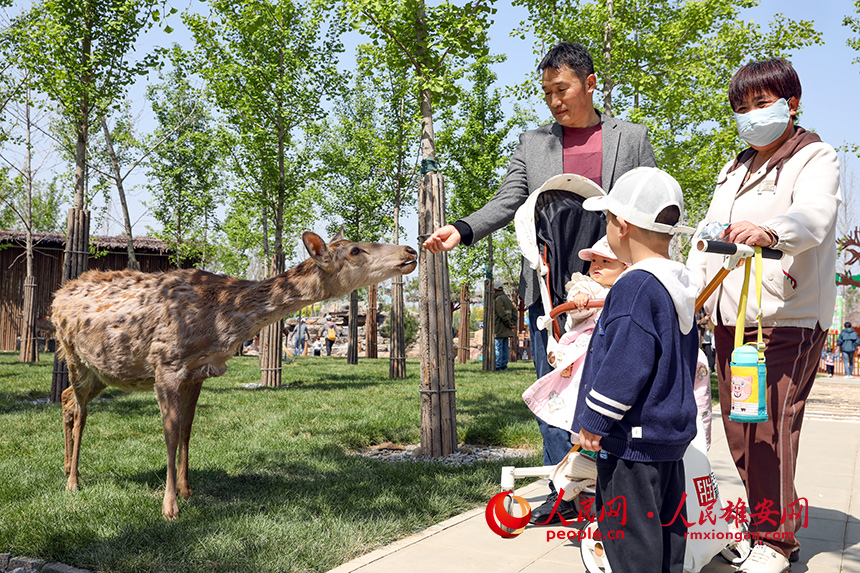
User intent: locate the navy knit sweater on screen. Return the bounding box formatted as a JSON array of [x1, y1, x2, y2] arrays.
[[572, 268, 698, 462]]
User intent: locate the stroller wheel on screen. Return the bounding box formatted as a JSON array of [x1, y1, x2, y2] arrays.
[[580, 521, 612, 572]]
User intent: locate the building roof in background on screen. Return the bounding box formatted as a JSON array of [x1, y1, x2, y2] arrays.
[[0, 230, 174, 254]]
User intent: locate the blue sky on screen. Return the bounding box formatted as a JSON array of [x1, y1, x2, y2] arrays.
[[107, 0, 860, 247]]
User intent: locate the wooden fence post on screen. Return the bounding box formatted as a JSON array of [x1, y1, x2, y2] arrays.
[[457, 283, 470, 364], [366, 285, 378, 359]]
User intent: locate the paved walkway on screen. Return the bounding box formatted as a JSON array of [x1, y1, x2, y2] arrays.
[[329, 375, 860, 573]]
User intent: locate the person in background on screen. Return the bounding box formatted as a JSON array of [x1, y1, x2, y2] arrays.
[[312, 337, 322, 357], [294, 318, 308, 357], [837, 322, 858, 378], [493, 279, 516, 371], [823, 345, 836, 377], [422, 41, 657, 523], [324, 315, 341, 356], [687, 58, 840, 572], [697, 309, 716, 373]]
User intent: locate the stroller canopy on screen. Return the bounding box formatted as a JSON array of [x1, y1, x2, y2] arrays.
[[515, 174, 607, 309]]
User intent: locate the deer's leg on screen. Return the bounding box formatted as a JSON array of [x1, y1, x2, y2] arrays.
[[62, 361, 105, 491], [62, 386, 75, 476], [176, 379, 204, 499], [155, 376, 183, 520]]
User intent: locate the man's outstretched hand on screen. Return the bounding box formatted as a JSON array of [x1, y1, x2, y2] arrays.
[[422, 225, 462, 253]]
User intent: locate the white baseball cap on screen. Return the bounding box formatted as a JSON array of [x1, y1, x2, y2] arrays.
[[493, 277, 504, 289], [583, 167, 694, 235], [578, 236, 620, 262]]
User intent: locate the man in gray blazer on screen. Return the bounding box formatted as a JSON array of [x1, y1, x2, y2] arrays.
[[424, 42, 656, 523]]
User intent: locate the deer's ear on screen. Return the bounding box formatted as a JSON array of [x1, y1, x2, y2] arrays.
[[332, 227, 345, 243], [302, 231, 333, 270]]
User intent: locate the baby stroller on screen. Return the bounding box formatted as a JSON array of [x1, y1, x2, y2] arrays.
[[500, 174, 751, 572]]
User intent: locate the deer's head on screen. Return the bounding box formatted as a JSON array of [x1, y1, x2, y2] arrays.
[[301, 230, 417, 298]]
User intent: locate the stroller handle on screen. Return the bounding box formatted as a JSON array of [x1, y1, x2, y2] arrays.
[[696, 240, 783, 260], [549, 299, 604, 320]]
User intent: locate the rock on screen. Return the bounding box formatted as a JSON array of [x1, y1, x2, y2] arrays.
[[0, 554, 9, 570], [42, 564, 91, 573], [8, 557, 44, 571]]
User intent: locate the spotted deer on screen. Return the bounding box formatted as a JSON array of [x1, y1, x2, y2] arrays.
[[52, 230, 417, 519]]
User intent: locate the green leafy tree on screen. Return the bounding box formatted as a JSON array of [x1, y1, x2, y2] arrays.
[[186, 0, 343, 386], [346, 0, 497, 456], [351, 43, 422, 376], [145, 52, 222, 269], [436, 58, 531, 287], [315, 75, 396, 243], [512, 0, 821, 221], [9, 0, 166, 232]]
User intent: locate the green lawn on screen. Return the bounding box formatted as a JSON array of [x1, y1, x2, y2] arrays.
[[0, 352, 542, 573]]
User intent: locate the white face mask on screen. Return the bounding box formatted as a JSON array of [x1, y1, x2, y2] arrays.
[[734, 98, 791, 147]]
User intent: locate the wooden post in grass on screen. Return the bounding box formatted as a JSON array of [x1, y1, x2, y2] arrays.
[[366, 284, 378, 359], [417, 169, 457, 457], [458, 283, 470, 364], [348, 290, 359, 364], [482, 274, 495, 371], [260, 321, 282, 387]]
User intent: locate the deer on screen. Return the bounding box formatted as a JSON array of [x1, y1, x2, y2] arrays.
[[51, 230, 417, 519]]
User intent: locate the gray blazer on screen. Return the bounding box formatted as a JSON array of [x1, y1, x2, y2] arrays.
[[459, 111, 657, 307]]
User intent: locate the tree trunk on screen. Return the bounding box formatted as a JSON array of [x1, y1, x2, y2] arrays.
[[457, 282, 470, 364], [260, 321, 282, 387], [260, 243, 285, 387], [366, 284, 378, 358], [482, 276, 495, 371], [348, 290, 359, 364], [415, 1, 456, 457], [390, 278, 406, 378], [20, 97, 37, 363], [100, 116, 139, 270], [51, 207, 90, 402], [417, 170, 457, 457], [19, 276, 38, 362], [482, 237, 495, 371]]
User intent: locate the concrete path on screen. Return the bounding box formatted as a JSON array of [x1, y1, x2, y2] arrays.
[[329, 376, 860, 573]]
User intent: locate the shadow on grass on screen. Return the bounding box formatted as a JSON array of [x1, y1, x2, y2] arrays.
[[456, 389, 538, 445], [60, 448, 512, 572], [201, 372, 382, 393]]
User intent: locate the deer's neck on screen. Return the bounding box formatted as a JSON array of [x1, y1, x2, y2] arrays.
[[237, 260, 334, 334]]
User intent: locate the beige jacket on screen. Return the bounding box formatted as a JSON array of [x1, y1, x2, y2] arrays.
[[687, 140, 841, 330]]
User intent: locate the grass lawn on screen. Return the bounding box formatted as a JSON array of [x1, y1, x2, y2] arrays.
[[0, 352, 543, 573]]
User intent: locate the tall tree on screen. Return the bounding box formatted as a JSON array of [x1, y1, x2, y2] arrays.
[[186, 0, 343, 387], [512, 0, 821, 220], [346, 0, 495, 457], [10, 0, 165, 397]]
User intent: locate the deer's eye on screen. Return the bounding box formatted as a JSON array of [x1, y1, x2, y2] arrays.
[[350, 247, 361, 256]]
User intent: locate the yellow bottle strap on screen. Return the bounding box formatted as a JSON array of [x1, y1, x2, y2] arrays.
[[734, 246, 765, 357]]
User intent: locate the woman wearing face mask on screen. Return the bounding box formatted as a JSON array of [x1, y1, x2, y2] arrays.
[[687, 59, 841, 573]]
